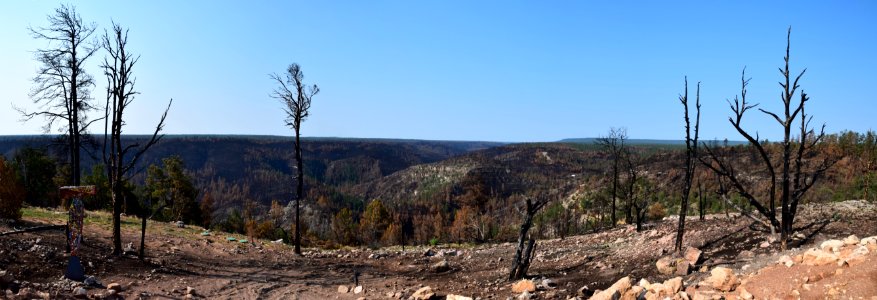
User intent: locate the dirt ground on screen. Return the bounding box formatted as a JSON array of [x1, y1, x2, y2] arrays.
[[1, 200, 876, 299]]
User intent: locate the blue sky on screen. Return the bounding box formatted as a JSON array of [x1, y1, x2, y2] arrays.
[[1, 1, 875, 142]]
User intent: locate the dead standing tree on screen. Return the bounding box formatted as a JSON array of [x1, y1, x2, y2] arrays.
[[18, 4, 99, 186], [675, 77, 700, 252], [701, 28, 835, 249], [596, 127, 627, 226], [271, 63, 318, 255], [507, 190, 557, 281], [100, 22, 171, 255]]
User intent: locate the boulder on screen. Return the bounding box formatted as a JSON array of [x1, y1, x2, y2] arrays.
[[511, 279, 537, 293], [655, 256, 676, 275], [820, 239, 845, 252], [802, 248, 838, 266], [683, 247, 702, 265], [675, 259, 690, 275], [107, 283, 123, 292], [446, 294, 473, 300], [637, 279, 650, 288], [588, 289, 620, 300], [353, 285, 363, 294], [663, 277, 683, 294], [589, 276, 632, 300], [608, 276, 632, 294], [703, 267, 739, 292], [431, 260, 450, 272], [738, 286, 754, 300], [778, 255, 794, 267], [73, 287, 88, 298], [337, 285, 350, 293], [843, 235, 860, 245], [621, 286, 644, 300], [541, 278, 557, 289], [411, 286, 435, 300]]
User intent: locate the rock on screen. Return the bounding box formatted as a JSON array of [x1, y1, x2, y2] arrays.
[[442, 250, 459, 256], [675, 259, 690, 275], [73, 287, 88, 298], [609, 276, 632, 294], [637, 279, 650, 288], [541, 278, 557, 289], [684, 247, 702, 265], [511, 279, 537, 293], [663, 277, 683, 294], [411, 286, 434, 300], [778, 255, 794, 267], [737, 250, 755, 259], [588, 289, 619, 300], [123, 242, 135, 253], [186, 286, 196, 295], [517, 291, 533, 300], [590, 276, 631, 300], [703, 267, 739, 292], [353, 285, 363, 294], [446, 294, 473, 300], [423, 248, 436, 257], [759, 241, 770, 248], [820, 239, 845, 252], [738, 286, 753, 300], [175, 221, 185, 228], [844, 235, 860, 245], [622, 286, 644, 300], [337, 285, 350, 293], [431, 260, 450, 272], [656, 256, 676, 275], [802, 248, 838, 265], [107, 283, 123, 292]]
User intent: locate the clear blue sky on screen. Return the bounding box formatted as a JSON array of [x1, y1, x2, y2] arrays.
[[1, 1, 875, 142]]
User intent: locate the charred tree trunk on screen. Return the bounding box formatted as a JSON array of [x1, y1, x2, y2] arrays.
[[294, 128, 303, 255], [509, 214, 534, 281], [675, 77, 700, 253]]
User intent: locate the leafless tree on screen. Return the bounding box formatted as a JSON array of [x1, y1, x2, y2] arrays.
[[100, 22, 172, 255], [700, 28, 835, 249], [623, 149, 650, 232], [675, 77, 700, 252], [507, 191, 553, 281], [596, 127, 627, 226], [271, 63, 318, 255], [17, 5, 99, 186]]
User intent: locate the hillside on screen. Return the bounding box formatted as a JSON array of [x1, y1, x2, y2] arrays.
[[1, 200, 874, 299]]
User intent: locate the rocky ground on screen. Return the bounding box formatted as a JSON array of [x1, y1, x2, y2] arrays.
[[1, 200, 876, 300]]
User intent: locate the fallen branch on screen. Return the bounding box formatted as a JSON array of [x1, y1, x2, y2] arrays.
[[0, 224, 66, 237]]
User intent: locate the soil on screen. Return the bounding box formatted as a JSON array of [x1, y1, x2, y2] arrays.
[[1, 200, 876, 299]]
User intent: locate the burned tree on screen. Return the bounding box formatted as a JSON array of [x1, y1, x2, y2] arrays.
[[701, 28, 835, 249], [675, 77, 700, 252], [271, 63, 318, 255], [18, 5, 99, 186], [596, 127, 627, 226], [623, 149, 650, 232], [100, 22, 171, 255], [507, 171, 573, 281], [508, 192, 551, 281]]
